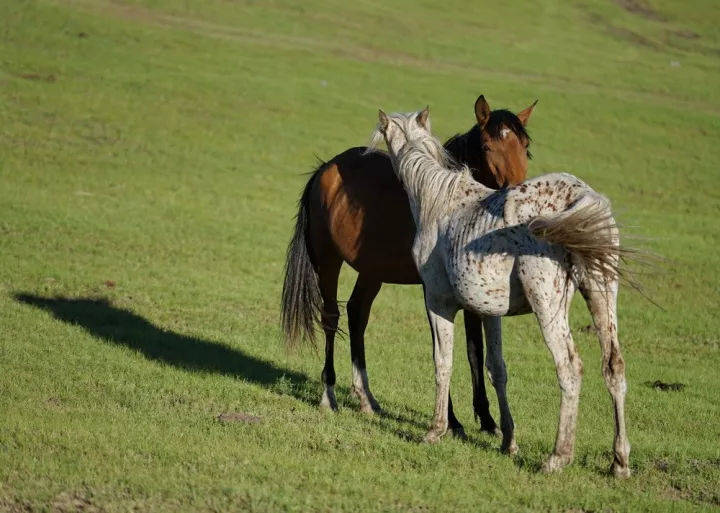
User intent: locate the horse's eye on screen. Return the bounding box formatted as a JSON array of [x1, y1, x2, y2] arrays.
[[482, 144, 491, 152]]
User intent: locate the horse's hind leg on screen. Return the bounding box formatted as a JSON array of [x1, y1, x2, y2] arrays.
[[347, 274, 383, 414], [483, 316, 518, 454], [531, 292, 583, 473], [318, 257, 342, 410], [581, 279, 630, 478], [465, 311, 498, 434]]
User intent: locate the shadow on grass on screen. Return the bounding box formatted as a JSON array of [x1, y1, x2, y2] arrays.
[[14, 293, 322, 403], [13, 293, 430, 433]]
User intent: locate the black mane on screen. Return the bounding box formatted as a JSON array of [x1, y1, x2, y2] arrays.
[[484, 109, 530, 143], [444, 108, 532, 160]]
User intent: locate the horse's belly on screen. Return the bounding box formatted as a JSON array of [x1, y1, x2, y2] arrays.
[[446, 234, 535, 316], [448, 253, 507, 313]]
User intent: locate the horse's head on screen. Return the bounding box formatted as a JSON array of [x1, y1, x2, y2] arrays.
[[377, 107, 430, 155], [375, 107, 449, 164], [447, 95, 536, 188]]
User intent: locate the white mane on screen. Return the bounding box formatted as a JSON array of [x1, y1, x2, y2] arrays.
[[365, 112, 453, 167], [367, 111, 475, 228]]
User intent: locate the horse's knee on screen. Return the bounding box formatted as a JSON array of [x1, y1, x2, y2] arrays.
[[602, 350, 626, 390], [609, 350, 625, 376], [346, 294, 359, 316], [557, 358, 582, 397], [321, 303, 339, 326], [321, 365, 336, 386], [322, 301, 339, 316], [485, 364, 507, 388], [571, 352, 583, 378], [435, 364, 453, 384]]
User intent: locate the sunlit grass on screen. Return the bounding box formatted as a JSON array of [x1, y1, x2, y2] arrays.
[[1, 0, 718, 511]]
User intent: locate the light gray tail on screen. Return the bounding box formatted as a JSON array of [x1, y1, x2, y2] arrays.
[[528, 193, 624, 285]]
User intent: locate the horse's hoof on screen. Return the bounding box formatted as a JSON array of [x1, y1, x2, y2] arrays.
[[501, 440, 519, 455], [319, 400, 338, 411], [357, 395, 383, 415], [320, 388, 338, 411], [541, 453, 571, 474], [476, 415, 500, 436], [451, 425, 468, 441], [481, 424, 501, 437], [611, 462, 631, 479], [423, 429, 447, 444], [352, 387, 383, 415], [359, 402, 373, 414], [359, 401, 383, 415]]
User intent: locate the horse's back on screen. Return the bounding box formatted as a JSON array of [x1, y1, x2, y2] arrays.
[[503, 173, 590, 226], [441, 172, 591, 316], [308, 147, 421, 283]]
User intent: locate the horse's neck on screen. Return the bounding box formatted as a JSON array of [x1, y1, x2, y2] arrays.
[[443, 130, 504, 189], [396, 143, 492, 230], [443, 132, 467, 164]]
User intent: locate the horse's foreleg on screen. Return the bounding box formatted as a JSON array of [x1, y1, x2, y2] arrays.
[[483, 316, 518, 454], [423, 294, 458, 444], [347, 275, 382, 414], [464, 311, 498, 434], [319, 258, 342, 411]]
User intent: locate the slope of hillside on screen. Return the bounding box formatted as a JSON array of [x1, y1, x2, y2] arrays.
[[1, 1, 718, 511]]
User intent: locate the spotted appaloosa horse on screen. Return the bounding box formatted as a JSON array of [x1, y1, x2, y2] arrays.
[[376, 108, 631, 477], [281, 96, 536, 436]]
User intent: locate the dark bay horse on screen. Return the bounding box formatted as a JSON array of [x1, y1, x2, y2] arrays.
[[281, 96, 535, 435]]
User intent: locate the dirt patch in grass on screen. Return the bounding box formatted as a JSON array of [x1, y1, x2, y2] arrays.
[[0, 493, 105, 513], [671, 29, 700, 39], [18, 73, 56, 83], [587, 12, 659, 49], [0, 497, 33, 513], [613, 0, 667, 22], [664, 31, 720, 58], [45, 397, 63, 407], [645, 380, 686, 391], [217, 412, 262, 424], [51, 492, 105, 513], [654, 459, 670, 472], [663, 483, 720, 507]]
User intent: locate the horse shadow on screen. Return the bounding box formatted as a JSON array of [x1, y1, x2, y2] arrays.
[[13, 293, 326, 400], [12, 293, 431, 434]]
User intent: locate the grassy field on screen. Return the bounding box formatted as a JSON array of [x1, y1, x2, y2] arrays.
[[1, 0, 719, 511]]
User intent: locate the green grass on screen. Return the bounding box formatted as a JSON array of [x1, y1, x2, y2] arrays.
[[1, 0, 719, 511]]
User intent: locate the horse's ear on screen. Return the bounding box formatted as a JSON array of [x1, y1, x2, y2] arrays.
[[474, 95, 490, 129], [416, 106, 430, 129], [378, 109, 389, 131], [517, 99, 538, 126]]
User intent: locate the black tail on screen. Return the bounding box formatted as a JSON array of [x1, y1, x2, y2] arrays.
[[281, 164, 325, 347]]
